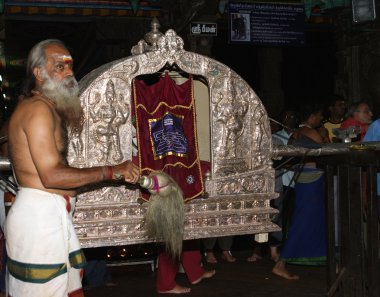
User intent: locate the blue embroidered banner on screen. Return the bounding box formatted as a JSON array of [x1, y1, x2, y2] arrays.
[[150, 112, 188, 159]]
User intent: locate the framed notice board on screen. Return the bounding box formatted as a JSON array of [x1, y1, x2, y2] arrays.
[[228, 1, 305, 46]]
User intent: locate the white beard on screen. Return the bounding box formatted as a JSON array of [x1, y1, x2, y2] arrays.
[[41, 71, 82, 128]]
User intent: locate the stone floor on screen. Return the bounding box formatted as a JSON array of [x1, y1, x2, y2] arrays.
[[84, 239, 327, 297]]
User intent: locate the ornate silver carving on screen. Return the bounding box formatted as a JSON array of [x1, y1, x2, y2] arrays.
[[89, 80, 129, 163], [68, 23, 278, 247], [213, 77, 249, 159], [74, 194, 279, 248], [144, 17, 164, 48], [131, 18, 164, 55]]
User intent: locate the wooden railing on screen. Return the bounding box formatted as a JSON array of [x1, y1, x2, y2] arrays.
[[274, 143, 380, 297], [321, 150, 380, 297]]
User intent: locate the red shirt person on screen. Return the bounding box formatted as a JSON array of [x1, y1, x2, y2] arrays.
[[341, 102, 373, 141]]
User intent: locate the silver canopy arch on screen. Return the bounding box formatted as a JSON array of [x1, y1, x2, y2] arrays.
[[67, 21, 279, 248]]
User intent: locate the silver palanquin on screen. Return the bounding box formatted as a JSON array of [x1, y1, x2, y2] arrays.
[[68, 20, 279, 248]]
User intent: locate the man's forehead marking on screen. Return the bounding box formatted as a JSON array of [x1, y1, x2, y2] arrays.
[[51, 54, 73, 64]]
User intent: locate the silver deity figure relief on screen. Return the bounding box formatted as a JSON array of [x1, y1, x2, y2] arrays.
[[90, 80, 130, 163], [252, 105, 266, 151], [251, 105, 271, 169], [69, 116, 85, 164], [214, 80, 248, 158]]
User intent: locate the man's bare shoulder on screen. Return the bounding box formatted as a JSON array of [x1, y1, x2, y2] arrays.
[[18, 95, 54, 110], [13, 96, 55, 122], [9, 97, 58, 146]]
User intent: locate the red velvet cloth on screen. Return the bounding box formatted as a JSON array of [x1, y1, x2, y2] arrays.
[[133, 74, 204, 200]]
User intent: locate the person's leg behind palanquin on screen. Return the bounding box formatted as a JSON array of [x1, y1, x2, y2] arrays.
[[202, 237, 218, 264], [269, 189, 286, 262], [218, 236, 236, 263]]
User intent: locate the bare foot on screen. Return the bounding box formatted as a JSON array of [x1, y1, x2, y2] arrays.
[[247, 253, 262, 262], [272, 260, 300, 280], [191, 269, 216, 285], [158, 284, 191, 294], [205, 251, 218, 264], [222, 250, 236, 263]]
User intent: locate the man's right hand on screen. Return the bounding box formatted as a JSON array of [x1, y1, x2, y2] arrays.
[[113, 160, 139, 184]]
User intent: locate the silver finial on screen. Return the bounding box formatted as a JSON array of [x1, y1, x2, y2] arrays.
[[144, 17, 164, 48]]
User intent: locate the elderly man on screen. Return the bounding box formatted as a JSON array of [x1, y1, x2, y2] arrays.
[[6, 39, 139, 297]]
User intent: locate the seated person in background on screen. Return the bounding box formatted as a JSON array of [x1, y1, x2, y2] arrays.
[[272, 109, 298, 145], [291, 103, 328, 145], [341, 102, 372, 141], [323, 95, 346, 142]]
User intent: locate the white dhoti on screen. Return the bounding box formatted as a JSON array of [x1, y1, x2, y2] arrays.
[[5, 187, 86, 297]]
